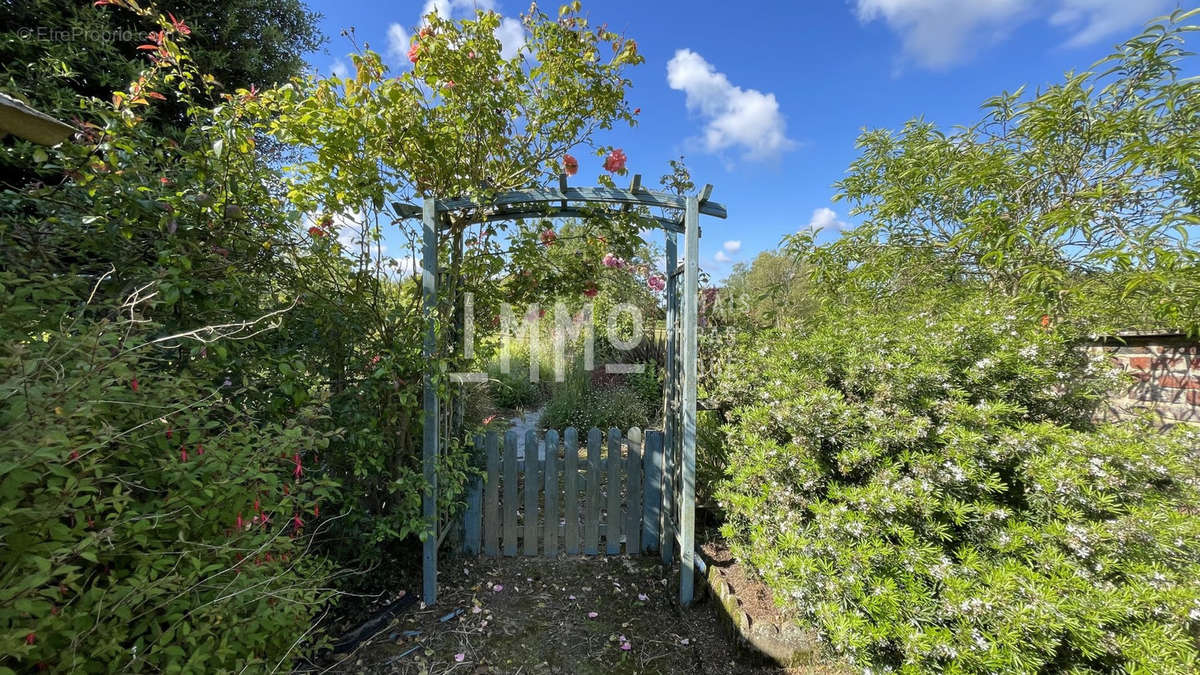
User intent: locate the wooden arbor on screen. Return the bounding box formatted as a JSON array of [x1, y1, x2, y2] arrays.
[[414, 177, 726, 606]]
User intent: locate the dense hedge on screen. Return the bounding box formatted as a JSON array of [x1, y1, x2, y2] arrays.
[[712, 295, 1200, 673]]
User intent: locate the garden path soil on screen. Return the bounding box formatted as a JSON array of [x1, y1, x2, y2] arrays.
[[313, 556, 846, 674]]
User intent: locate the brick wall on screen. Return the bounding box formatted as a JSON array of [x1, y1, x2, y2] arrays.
[[1086, 332, 1200, 427]]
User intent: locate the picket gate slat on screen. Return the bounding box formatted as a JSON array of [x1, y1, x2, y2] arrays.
[[625, 428, 642, 555], [464, 435, 484, 555], [543, 430, 559, 555], [523, 429, 540, 556], [584, 428, 601, 555], [503, 430, 518, 557], [483, 431, 499, 557], [642, 431, 662, 553], [606, 428, 622, 555], [564, 428, 580, 555]]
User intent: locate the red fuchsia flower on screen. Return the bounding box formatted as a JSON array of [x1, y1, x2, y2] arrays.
[[236, 513, 244, 530], [540, 228, 557, 246], [563, 154, 579, 176], [196, 444, 204, 456], [166, 427, 173, 439], [292, 514, 303, 532], [242, 84, 259, 102], [167, 13, 191, 36], [603, 148, 627, 173], [130, 378, 139, 392], [25, 633, 35, 645], [69, 450, 79, 461], [180, 446, 189, 462], [292, 453, 303, 479], [308, 226, 327, 238], [313, 502, 320, 517], [408, 43, 421, 64], [253, 498, 261, 513]]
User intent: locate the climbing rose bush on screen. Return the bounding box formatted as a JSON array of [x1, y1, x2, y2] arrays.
[[712, 293, 1200, 673]]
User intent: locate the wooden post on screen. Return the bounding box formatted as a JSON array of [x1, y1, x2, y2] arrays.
[[661, 232, 677, 565], [421, 197, 439, 605], [679, 195, 700, 606]]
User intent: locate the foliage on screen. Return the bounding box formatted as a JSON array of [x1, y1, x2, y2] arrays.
[[0, 273, 338, 672], [711, 292, 1200, 673], [786, 10, 1200, 334], [716, 250, 816, 331], [543, 381, 650, 432], [0, 0, 323, 124]]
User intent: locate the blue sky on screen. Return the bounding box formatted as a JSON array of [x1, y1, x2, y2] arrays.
[[302, 0, 1188, 279]]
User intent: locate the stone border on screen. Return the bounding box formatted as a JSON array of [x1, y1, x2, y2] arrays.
[[695, 551, 820, 667]]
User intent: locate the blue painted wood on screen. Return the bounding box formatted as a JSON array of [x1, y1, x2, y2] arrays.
[[421, 196, 439, 605], [564, 427, 579, 555], [431, 186, 728, 220], [462, 433, 484, 555], [503, 430, 518, 557], [642, 431, 663, 553], [543, 430, 560, 556], [625, 428, 642, 555], [583, 428, 601, 555], [464, 476, 482, 555], [606, 428, 622, 555], [483, 431, 499, 557], [679, 194, 700, 606], [662, 232, 678, 566], [523, 429, 540, 556]]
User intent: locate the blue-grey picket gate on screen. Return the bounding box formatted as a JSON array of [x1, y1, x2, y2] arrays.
[[461, 427, 665, 558]]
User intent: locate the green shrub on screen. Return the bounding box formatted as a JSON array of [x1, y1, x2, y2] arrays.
[[713, 294, 1200, 673], [0, 277, 338, 672]]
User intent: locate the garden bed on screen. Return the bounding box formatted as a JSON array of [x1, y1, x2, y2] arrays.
[[310, 555, 843, 674]]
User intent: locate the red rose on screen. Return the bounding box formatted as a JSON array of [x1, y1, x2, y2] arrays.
[[603, 149, 627, 173], [563, 154, 579, 176]]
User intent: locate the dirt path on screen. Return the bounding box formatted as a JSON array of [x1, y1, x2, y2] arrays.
[[316, 556, 842, 675]]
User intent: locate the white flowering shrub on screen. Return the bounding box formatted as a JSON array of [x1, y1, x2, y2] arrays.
[[713, 295, 1200, 672]]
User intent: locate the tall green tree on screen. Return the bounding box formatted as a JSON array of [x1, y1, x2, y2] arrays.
[[789, 8, 1200, 334], [0, 0, 323, 119]]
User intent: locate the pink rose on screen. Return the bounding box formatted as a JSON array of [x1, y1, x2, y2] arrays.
[[603, 148, 627, 173]]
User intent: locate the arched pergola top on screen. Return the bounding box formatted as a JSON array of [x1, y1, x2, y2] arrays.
[[396, 174, 725, 233]]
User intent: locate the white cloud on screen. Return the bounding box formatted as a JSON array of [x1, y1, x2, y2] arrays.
[[666, 49, 795, 161], [1049, 0, 1171, 47], [387, 23, 411, 61], [329, 59, 350, 78], [495, 16, 526, 60], [722, 240, 742, 253], [807, 207, 848, 234], [714, 250, 733, 264], [854, 0, 1172, 70], [853, 0, 1028, 70]]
